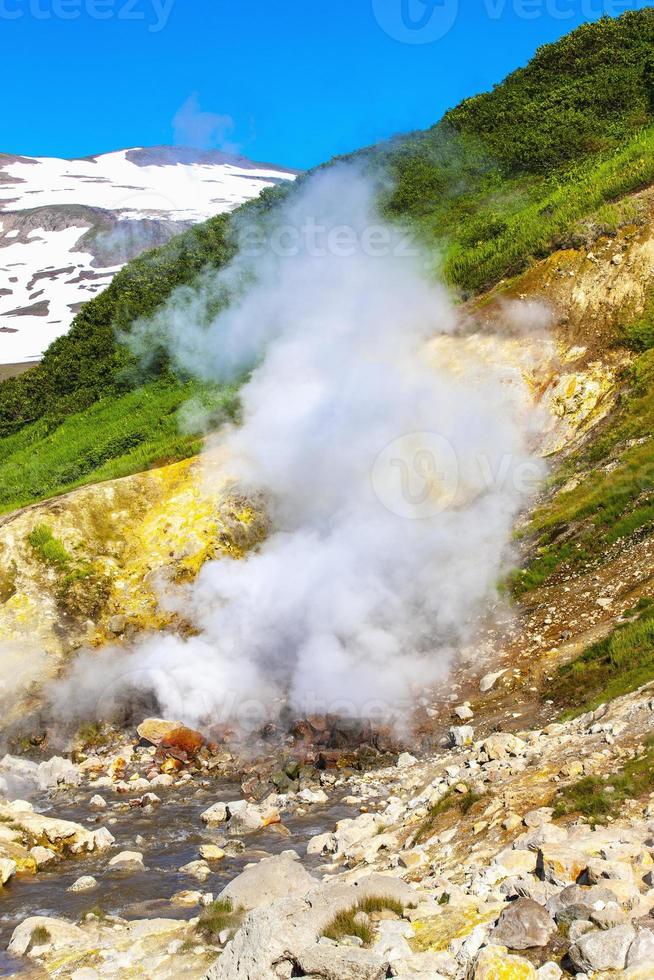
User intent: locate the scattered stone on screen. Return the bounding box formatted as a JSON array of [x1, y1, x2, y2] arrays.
[[201, 801, 228, 826], [67, 876, 98, 893], [29, 846, 56, 868], [569, 924, 636, 973], [108, 850, 145, 872], [171, 889, 202, 906], [298, 787, 329, 804], [454, 704, 474, 721], [178, 860, 211, 882], [200, 845, 226, 862], [89, 795, 107, 810], [220, 852, 318, 912], [491, 898, 557, 950], [479, 670, 507, 693], [482, 733, 526, 761], [449, 726, 474, 747], [396, 753, 418, 769]]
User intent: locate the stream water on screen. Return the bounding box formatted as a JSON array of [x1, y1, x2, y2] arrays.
[[0, 780, 354, 975]]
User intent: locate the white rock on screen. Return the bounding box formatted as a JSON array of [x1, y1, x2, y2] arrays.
[[450, 726, 474, 747], [0, 858, 17, 884], [201, 801, 229, 826], [480, 670, 507, 693], [30, 846, 56, 868], [89, 795, 107, 810], [37, 756, 81, 791], [8, 916, 87, 957], [298, 787, 329, 804], [67, 876, 98, 893], [397, 753, 418, 769], [108, 850, 145, 872]]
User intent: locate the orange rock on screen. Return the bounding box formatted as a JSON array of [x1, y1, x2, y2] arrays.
[[261, 810, 281, 827], [159, 726, 205, 758], [137, 718, 184, 745]]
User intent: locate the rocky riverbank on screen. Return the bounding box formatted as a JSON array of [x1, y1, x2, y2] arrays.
[[1, 676, 654, 977]]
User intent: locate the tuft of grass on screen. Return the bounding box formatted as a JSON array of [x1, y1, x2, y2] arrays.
[[27, 525, 71, 568], [357, 895, 405, 916], [30, 926, 51, 947], [322, 907, 374, 946], [547, 601, 654, 718], [321, 894, 407, 946], [415, 787, 485, 843], [554, 737, 654, 824], [196, 898, 241, 940]]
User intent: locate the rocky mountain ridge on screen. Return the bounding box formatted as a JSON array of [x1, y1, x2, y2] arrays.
[[0, 147, 296, 363]]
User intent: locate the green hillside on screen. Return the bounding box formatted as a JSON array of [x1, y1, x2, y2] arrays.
[[2, 9, 654, 512]]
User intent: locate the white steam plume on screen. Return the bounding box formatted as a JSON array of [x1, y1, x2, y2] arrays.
[[52, 166, 546, 729]]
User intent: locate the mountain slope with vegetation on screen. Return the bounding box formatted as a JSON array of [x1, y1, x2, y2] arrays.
[[2, 9, 654, 516]]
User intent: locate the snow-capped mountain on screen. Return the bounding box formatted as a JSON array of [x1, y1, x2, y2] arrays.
[[0, 147, 297, 365]]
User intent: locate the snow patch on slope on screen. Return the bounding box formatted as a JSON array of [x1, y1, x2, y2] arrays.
[[0, 147, 297, 363]]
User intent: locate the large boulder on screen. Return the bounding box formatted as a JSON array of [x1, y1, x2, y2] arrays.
[[490, 898, 556, 950], [207, 882, 376, 979], [481, 733, 526, 761], [292, 945, 389, 980], [36, 756, 81, 791], [136, 718, 184, 744], [569, 924, 636, 973], [8, 916, 88, 957], [219, 851, 318, 911]]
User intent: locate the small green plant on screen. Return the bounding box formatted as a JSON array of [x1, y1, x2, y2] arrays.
[[357, 895, 405, 916], [548, 601, 654, 718], [76, 721, 112, 749], [30, 926, 51, 947], [27, 525, 71, 568], [321, 894, 407, 946], [322, 907, 374, 946], [554, 737, 654, 824], [415, 788, 485, 843], [196, 898, 241, 940]]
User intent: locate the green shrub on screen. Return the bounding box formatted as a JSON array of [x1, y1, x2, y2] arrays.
[[27, 525, 71, 568], [196, 899, 241, 940], [547, 602, 654, 717], [554, 737, 654, 824]]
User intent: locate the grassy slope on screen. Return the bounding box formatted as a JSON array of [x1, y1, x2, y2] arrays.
[[2, 9, 654, 512]]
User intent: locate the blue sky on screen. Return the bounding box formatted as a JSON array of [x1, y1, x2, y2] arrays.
[[1, 0, 651, 169]]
